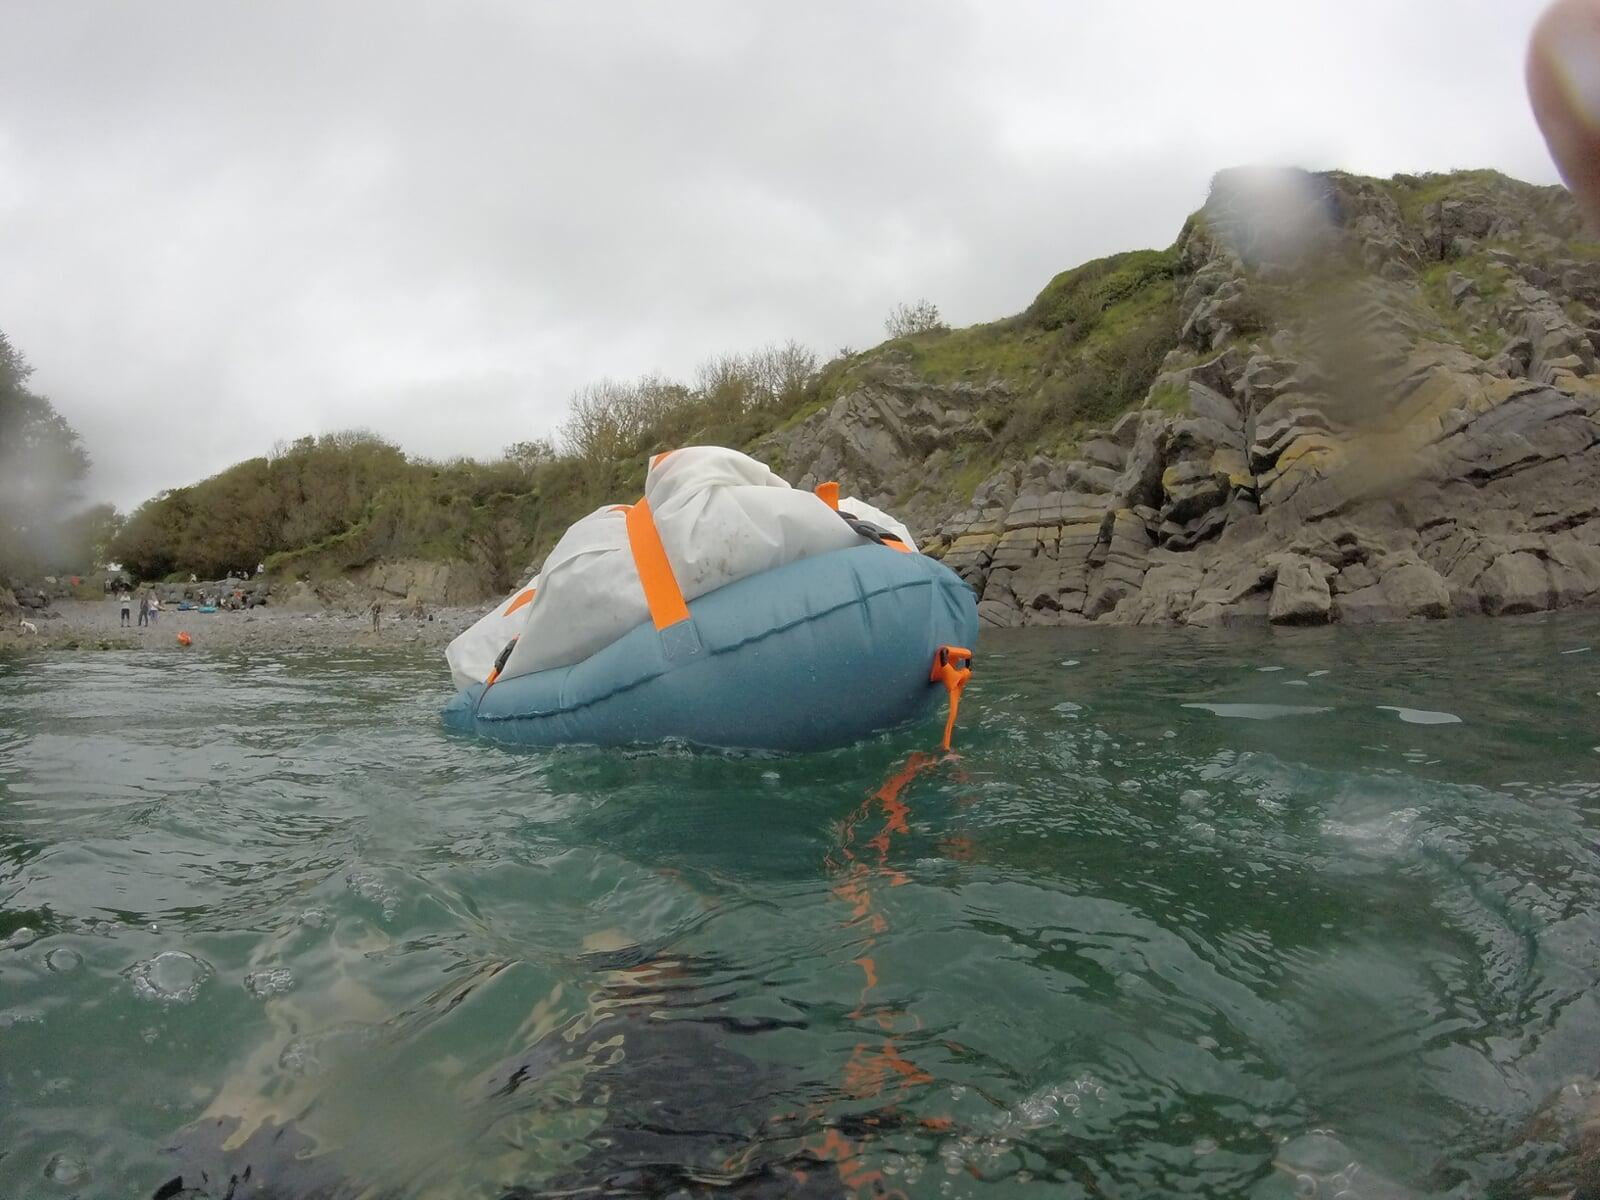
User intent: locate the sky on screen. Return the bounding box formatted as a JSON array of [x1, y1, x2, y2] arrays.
[[0, 0, 1564, 511]]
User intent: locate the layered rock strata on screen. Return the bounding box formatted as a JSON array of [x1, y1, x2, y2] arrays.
[[769, 169, 1600, 627]]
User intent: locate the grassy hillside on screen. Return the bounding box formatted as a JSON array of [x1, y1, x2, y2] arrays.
[[111, 168, 1568, 594]]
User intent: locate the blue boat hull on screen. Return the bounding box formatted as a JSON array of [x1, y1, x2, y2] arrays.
[[441, 544, 978, 752]]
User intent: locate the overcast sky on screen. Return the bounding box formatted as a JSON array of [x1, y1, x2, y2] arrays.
[[0, 0, 1562, 510]]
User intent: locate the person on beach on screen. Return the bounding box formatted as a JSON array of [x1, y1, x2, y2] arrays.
[[137, 591, 150, 627], [149, 595, 160, 625], [118, 590, 131, 627], [370, 600, 382, 632]]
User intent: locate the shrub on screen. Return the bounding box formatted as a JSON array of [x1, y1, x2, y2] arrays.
[[885, 299, 947, 339]]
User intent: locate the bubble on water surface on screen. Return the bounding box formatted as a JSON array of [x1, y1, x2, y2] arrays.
[[1192, 1137, 1218, 1155], [6, 925, 39, 948], [1196, 1035, 1219, 1050], [278, 1022, 381, 1077], [1179, 788, 1210, 809], [760, 770, 780, 784], [124, 951, 212, 1004], [1275, 1131, 1356, 1176], [1053, 701, 1082, 716], [45, 947, 82, 973], [244, 967, 296, 998], [297, 908, 329, 928], [43, 1152, 87, 1185], [1283, 679, 1310, 687], [345, 868, 398, 921], [1060, 659, 1080, 667], [1257, 666, 1284, 672], [1560, 645, 1591, 654], [1308, 669, 1330, 677]]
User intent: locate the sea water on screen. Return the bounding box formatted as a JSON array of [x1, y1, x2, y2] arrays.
[[2, 615, 1599, 1198]]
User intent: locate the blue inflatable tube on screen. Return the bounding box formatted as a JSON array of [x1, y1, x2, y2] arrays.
[[441, 543, 978, 752]]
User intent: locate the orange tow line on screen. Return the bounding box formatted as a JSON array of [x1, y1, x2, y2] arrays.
[[929, 645, 973, 752]]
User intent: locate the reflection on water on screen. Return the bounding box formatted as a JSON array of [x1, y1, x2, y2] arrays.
[[1, 615, 1599, 1198]]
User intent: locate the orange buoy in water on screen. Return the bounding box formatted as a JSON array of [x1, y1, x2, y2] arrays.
[[176, 631, 192, 647]]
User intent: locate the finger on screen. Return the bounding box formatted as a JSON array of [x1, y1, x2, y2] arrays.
[[1529, 0, 1600, 228]]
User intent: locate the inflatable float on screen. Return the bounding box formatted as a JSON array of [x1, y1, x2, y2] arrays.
[[441, 447, 977, 752]]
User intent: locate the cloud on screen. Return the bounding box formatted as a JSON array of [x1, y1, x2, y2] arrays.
[[0, 0, 1560, 509]]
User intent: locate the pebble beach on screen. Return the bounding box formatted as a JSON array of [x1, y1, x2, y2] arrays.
[[1, 599, 482, 655]]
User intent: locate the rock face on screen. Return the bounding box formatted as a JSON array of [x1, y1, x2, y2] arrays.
[[761, 362, 996, 535], [771, 168, 1600, 628], [358, 559, 495, 607]]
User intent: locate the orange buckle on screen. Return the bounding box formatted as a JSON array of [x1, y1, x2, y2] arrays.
[[929, 645, 973, 751]]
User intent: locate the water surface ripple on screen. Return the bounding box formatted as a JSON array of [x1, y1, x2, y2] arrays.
[[2, 616, 1599, 1198]]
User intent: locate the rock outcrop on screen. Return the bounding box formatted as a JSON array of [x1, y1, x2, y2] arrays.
[[770, 168, 1600, 628], [357, 559, 495, 608], [763, 362, 997, 536]]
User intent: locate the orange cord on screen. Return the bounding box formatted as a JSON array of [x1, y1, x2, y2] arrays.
[[929, 646, 973, 752]]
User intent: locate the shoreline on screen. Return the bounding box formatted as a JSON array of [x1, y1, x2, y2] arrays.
[[0, 599, 482, 655]]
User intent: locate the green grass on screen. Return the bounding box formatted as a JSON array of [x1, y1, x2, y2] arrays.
[[1148, 380, 1187, 416], [1416, 256, 1511, 359], [1383, 169, 1514, 225], [1025, 249, 1180, 338]]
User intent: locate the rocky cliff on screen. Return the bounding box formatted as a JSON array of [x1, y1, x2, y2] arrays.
[[764, 168, 1600, 627]]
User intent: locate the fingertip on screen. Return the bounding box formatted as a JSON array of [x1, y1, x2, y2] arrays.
[[1529, 0, 1600, 226]]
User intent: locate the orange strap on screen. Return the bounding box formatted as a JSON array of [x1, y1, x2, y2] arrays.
[[929, 646, 973, 751], [502, 586, 537, 617], [815, 480, 840, 510], [624, 497, 691, 630]]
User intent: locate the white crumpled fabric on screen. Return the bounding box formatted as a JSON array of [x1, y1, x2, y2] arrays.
[[446, 446, 914, 688]]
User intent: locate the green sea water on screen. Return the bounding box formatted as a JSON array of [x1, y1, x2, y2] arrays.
[[2, 615, 1599, 1199]]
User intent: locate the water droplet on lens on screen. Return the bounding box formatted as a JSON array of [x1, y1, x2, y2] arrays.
[[124, 950, 212, 1003], [45, 947, 81, 973]]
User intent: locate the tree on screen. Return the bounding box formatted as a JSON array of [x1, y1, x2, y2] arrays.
[[504, 438, 557, 473], [884, 299, 947, 339], [0, 329, 93, 577]]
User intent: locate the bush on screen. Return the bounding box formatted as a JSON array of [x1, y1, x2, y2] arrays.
[[885, 300, 947, 339]]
